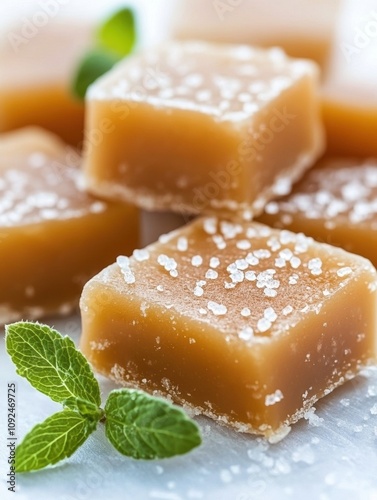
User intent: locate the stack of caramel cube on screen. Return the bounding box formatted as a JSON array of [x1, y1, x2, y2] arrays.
[[1, 1, 376, 439]]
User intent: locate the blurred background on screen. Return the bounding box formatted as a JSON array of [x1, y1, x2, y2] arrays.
[[1, 0, 376, 88], [0, 0, 174, 46], [1, 0, 377, 155]]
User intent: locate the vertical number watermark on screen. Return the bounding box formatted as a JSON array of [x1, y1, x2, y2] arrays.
[[7, 383, 17, 493]]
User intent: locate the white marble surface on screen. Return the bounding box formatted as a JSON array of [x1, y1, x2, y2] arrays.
[[1, 315, 377, 500]]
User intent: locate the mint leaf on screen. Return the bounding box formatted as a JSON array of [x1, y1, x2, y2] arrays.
[[5, 321, 100, 407], [16, 410, 96, 472], [98, 8, 136, 57], [71, 8, 136, 100], [71, 49, 119, 100], [6, 321, 202, 472], [105, 389, 202, 459]]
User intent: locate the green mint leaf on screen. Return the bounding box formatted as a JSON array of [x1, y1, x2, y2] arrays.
[[98, 8, 136, 58], [16, 410, 96, 473], [105, 389, 202, 459], [71, 49, 119, 100], [71, 8, 136, 100], [6, 321, 202, 472], [5, 321, 101, 407]]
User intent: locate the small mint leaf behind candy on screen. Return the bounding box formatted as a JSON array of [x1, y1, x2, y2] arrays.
[[5, 321, 101, 408], [16, 410, 96, 473], [98, 7, 136, 57], [105, 389, 202, 459], [71, 49, 119, 100], [71, 8, 136, 100]]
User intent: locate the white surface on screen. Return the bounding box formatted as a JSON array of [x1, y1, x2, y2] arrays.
[[1, 315, 377, 500]]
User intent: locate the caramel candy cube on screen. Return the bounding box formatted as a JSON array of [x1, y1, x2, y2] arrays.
[[172, 0, 341, 68], [320, 2, 377, 157], [0, 21, 91, 146], [80, 217, 377, 437], [84, 42, 324, 219], [322, 89, 377, 157], [0, 128, 139, 324], [258, 158, 377, 268]]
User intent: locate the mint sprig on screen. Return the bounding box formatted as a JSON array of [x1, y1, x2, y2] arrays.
[[72, 7, 136, 100], [5, 322, 201, 472]]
